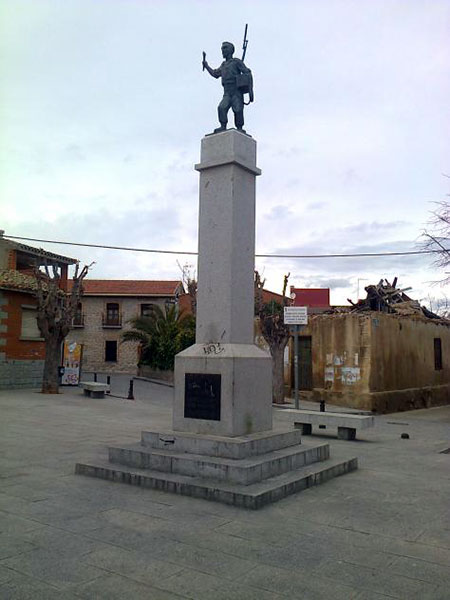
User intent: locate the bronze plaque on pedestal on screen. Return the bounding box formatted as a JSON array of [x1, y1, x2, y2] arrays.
[[184, 373, 221, 421]]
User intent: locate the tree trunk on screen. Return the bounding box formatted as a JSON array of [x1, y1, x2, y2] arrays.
[[271, 343, 287, 404], [41, 336, 62, 394]]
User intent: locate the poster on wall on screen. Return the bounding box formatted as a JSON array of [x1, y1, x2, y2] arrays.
[[61, 341, 83, 385]]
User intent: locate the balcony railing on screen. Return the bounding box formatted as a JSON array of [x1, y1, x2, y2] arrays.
[[102, 312, 122, 328], [71, 314, 85, 328]]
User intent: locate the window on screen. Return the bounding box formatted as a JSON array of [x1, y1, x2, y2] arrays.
[[434, 338, 443, 370], [73, 302, 84, 327], [21, 306, 42, 339], [141, 303, 153, 317], [105, 341, 117, 362], [103, 302, 121, 326]]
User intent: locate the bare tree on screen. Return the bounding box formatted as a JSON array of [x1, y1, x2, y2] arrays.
[[35, 262, 92, 393], [255, 271, 291, 404], [422, 184, 450, 284], [177, 261, 197, 316]]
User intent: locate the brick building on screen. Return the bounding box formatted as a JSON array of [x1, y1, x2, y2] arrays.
[[0, 234, 77, 389], [67, 280, 184, 374]]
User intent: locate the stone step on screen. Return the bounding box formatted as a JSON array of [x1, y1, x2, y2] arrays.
[[140, 429, 302, 459], [108, 441, 330, 485], [75, 455, 358, 509]]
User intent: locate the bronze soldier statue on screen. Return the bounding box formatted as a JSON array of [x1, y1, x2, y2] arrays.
[[202, 40, 254, 133]]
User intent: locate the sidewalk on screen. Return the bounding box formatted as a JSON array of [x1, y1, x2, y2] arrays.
[[0, 384, 449, 599]]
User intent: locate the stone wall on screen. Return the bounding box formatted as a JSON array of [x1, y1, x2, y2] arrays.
[[308, 313, 371, 409], [0, 359, 44, 389], [69, 296, 168, 374], [368, 313, 450, 412], [137, 365, 174, 383], [308, 312, 450, 413]]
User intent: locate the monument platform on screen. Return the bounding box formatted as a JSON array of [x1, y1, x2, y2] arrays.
[[76, 428, 357, 509]]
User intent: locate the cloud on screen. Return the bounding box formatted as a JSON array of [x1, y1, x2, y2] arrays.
[[301, 276, 354, 289]]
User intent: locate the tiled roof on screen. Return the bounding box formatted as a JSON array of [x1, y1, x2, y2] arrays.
[[0, 269, 40, 293], [1, 237, 78, 264], [70, 279, 184, 296], [262, 289, 285, 304]]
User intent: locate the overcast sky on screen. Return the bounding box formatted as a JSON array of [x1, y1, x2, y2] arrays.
[[1, 0, 449, 305]]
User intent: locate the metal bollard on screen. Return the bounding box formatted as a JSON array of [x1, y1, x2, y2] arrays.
[[106, 375, 111, 394], [320, 399, 325, 412], [94, 372, 97, 382], [127, 379, 135, 400]]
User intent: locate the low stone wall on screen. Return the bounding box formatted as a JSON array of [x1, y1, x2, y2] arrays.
[[0, 359, 44, 389], [313, 383, 450, 413], [137, 365, 174, 384]]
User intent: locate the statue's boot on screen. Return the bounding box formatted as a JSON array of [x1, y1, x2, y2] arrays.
[[213, 122, 227, 134], [234, 110, 244, 130]]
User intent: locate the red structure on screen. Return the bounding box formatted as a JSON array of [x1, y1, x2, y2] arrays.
[[290, 287, 330, 313]]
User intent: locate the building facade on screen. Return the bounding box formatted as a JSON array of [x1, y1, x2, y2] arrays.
[[0, 233, 77, 389], [292, 311, 450, 413], [68, 280, 184, 375]]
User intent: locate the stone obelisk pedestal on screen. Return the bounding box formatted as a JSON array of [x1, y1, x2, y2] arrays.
[[173, 129, 272, 436], [75, 129, 358, 509]]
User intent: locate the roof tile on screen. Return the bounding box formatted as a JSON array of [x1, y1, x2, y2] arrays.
[[70, 279, 183, 296]]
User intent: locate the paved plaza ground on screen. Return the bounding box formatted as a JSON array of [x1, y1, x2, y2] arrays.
[[0, 379, 449, 599]]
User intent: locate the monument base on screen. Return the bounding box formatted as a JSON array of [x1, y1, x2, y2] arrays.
[[76, 428, 358, 509], [173, 343, 272, 437]]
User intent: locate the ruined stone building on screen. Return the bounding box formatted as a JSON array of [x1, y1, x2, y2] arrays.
[[292, 311, 450, 413]]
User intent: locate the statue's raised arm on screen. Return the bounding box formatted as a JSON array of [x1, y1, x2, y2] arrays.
[[202, 39, 254, 134]]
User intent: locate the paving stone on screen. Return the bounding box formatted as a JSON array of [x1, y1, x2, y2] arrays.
[[0, 512, 45, 535], [203, 580, 289, 600], [80, 545, 185, 585], [156, 527, 271, 560], [161, 569, 289, 599], [238, 563, 359, 599], [0, 569, 80, 599], [416, 525, 450, 549], [152, 568, 222, 598], [355, 591, 400, 599], [0, 493, 35, 516], [215, 517, 301, 547], [1, 548, 105, 588], [71, 572, 182, 599], [81, 523, 163, 554], [388, 554, 450, 586], [0, 532, 37, 560], [19, 525, 113, 557], [147, 537, 258, 580], [0, 565, 15, 584], [316, 558, 439, 599]]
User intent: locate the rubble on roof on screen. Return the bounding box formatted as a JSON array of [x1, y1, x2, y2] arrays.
[[0, 269, 40, 292], [344, 277, 443, 320]]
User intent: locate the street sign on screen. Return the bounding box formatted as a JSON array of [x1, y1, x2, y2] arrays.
[[284, 306, 308, 325]]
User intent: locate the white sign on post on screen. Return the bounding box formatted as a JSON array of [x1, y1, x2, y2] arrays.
[[284, 306, 308, 325]]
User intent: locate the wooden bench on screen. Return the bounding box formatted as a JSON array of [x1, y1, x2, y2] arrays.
[[281, 409, 375, 440], [79, 382, 110, 398]]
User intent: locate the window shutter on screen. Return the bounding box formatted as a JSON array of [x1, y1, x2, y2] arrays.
[[21, 308, 41, 339]]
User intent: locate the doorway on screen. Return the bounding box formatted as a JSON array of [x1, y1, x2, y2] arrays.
[[292, 335, 313, 390]]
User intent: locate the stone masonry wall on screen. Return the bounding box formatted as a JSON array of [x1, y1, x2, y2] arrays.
[[310, 312, 450, 412], [0, 359, 44, 390]]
